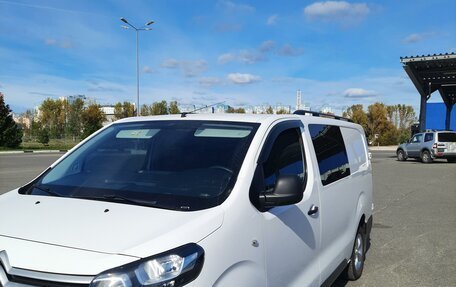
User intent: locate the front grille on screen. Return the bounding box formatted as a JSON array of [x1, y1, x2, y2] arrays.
[[0, 263, 89, 287], [8, 274, 89, 287]]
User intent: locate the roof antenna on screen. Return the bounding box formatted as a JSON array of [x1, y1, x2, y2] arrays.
[[181, 101, 226, 118]]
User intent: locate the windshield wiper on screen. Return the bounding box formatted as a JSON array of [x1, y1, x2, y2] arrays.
[[73, 194, 157, 207], [32, 185, 63, 197]]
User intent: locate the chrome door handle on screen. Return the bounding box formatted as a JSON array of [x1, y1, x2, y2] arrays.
[[308, 204, 319, 216]]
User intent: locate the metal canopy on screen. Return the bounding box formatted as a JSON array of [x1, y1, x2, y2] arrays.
[[400, 53, 456, 131]]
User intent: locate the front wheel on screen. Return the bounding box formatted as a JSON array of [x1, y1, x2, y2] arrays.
[[421, 150, 433, 163], [344, 226, 365, 280], [397, 149, 407, 161]]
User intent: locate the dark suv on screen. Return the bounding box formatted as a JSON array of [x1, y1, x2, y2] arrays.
[[397, 131, 456, 163]]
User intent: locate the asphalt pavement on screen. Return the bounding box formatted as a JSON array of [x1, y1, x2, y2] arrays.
[[0, 151, 455, 286], [0, 152, 63, 193]]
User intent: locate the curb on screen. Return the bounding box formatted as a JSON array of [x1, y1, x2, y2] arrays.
[[369, 146, 397, 151]]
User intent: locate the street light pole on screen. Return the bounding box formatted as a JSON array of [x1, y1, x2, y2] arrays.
[[120, 17, 154, 117]]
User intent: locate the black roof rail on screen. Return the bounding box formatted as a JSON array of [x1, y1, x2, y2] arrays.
[[293, 110, 353, 122]]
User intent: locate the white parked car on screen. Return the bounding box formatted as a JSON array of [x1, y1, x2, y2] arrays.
[[0, 112, 373, 287]]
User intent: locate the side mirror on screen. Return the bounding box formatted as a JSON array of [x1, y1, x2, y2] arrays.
[[259, 174, 304, 210]]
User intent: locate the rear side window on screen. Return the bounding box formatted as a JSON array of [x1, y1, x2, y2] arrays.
[[424, 133, 434, 142], [438, 132, 456, 142], [341, 127, 367, 173], [309, 124, 350, 186]]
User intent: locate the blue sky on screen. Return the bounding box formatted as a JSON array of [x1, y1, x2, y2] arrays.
[[1, 0, 455, 114]]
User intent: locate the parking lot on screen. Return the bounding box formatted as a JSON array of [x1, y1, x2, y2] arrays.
[[1, 151, 455, 286]]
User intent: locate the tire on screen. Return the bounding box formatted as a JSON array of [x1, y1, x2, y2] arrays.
[[344, 226, 365, 281], [397, 149, 407, 161], [448, 158, 456, 163], [421, 150, 433, 163]]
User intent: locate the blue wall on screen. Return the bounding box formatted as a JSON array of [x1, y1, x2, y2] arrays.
[[426, 103, 456, 130]]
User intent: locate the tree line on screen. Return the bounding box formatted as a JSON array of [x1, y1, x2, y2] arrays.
[[0, 91, 416, 149], [343, 103, 416, 145], [113, 100, 181, 118]]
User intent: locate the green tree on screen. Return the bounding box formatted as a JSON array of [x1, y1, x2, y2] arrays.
[[0, 93, 23, 148], [226, 106, 246, 113], [37, 128, 50, 145], [82, 104, 106, 139], [386, 104, 416, 144], [265, 106, 274, 114], [39, 98, 65, 138], [276, 108, 289, 114], [113, 102, 135, 120], [168, 101, 180, 114], [66, 98, 84, 141], [151, 100, 169, 115]]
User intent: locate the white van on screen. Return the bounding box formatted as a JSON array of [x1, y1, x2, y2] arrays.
[[0, 112, 373, 287]]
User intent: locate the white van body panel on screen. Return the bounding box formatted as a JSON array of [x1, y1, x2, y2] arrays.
[[0, 114, 373, 287], [261, 123, 321, 287]]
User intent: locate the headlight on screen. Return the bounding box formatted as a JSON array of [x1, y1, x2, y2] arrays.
[[90, 244, 204, 287]]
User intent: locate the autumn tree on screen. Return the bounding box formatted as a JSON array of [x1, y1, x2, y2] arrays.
[[367, 102, 397, 145], [82, 104, 106, 139], [0, 93, 23, 148], [343, 104, 369, 135], [114, 102, 135, 120]]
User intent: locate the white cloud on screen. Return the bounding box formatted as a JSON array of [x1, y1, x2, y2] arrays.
[[217, 0, 255, 13], [279, 44, 304, 56], [161, 58, 180, 68], [343, 88, 377, 98], [267, 14, 278, 25], [218, 53, 236, 64], [227, 73, 261, 84], [44, 38, 73, 49], [143, 66, 153, 73], [219, 40, 304, 65], [199, 77, 222, 87], [304, 1, 370, 22], [218, 50, 263, 64], [161, 59, 208, 77], [402, 32, 436, 44], [259, 40, 276, 53], [181, 60, 208, 77]]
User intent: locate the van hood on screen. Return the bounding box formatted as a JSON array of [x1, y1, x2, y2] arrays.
[[0, 191, 224, 258]]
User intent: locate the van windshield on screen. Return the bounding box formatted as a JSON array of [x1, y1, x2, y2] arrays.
[[24, 120, 259, 211]]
